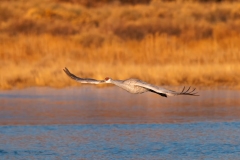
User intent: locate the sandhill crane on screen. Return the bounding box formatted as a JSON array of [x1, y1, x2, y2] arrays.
[[63, 67, 199, 97]]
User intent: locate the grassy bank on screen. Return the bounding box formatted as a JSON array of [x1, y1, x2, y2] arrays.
[[0, 0, 240, 89]]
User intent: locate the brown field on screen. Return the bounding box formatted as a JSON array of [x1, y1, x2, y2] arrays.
[[1, 0, 240, 90]]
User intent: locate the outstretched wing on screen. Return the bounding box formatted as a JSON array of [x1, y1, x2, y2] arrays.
[[63, 67, 105, 84], [134, 80, 199, 97]]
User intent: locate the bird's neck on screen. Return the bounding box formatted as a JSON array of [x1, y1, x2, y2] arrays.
[[110, 79, 124, 86]]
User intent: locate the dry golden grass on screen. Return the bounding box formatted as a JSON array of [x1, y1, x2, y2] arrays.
[[0, 0, 240, 90]]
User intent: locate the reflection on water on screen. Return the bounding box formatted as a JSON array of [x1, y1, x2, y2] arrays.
[[0, 87, 240, 125], [0, 87, 240, 159]]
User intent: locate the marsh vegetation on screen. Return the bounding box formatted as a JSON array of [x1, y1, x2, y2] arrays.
[[1, 0, 240, 89]]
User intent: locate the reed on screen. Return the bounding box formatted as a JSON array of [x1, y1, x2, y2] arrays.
[[0, 0, 240, 90]]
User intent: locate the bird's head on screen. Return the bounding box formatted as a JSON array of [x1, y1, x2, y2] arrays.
[[105, 77, 111, 83]]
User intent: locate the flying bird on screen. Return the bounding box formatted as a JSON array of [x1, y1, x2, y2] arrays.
[[63, 67, 199, 97]]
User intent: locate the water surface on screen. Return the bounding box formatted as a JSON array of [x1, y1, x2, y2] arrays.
[[0, 87, 240, 159], [0, 87, 240, 125]]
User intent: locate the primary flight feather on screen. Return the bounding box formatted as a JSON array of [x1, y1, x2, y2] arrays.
[[63, 67, 199, 97]]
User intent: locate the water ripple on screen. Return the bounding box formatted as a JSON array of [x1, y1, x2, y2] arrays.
[[0, 122, 240, 159]]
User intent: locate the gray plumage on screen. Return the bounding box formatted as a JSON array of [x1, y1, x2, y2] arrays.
[[63, 67, 199, 97]]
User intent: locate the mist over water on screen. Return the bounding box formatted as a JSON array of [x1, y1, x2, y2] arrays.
[[0, 87, 240, 159]]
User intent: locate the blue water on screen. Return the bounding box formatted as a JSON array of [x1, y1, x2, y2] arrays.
[[1, 122, 240, 159], [0, 87, 240, 159]]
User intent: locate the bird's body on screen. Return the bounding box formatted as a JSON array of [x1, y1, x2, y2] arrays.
[[111, 79, 149, 94], [63, 68, 198, 97]]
